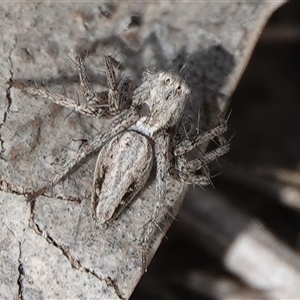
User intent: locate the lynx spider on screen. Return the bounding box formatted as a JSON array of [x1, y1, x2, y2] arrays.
[[11, 53, 229, 269]]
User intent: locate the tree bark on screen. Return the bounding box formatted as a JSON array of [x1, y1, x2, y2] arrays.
[[0, 1, 286, 299]]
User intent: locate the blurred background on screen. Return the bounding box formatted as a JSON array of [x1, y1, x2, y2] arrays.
[[133, 1, 300, 299]]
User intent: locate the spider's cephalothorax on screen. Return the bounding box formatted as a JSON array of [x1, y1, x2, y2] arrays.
[[132, 71, 191, 136], [11, 53, 229, 264]]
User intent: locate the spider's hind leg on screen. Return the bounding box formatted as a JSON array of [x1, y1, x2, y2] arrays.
[[173, 116, 228, 157], [171, 143, 229, 187], [171, 115, 230, 187]]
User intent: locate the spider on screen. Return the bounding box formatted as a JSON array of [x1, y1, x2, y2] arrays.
[[10, 53, 229, 250]]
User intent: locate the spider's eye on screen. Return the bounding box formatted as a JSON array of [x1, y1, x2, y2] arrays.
[[165, 78, 170, 84], [177, 85, 181, 91]]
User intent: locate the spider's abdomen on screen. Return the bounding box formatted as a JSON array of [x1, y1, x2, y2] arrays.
[[91, 131, 153, 224]]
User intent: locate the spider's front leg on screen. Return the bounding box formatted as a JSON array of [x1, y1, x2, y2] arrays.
[[9, 81, 101, 118], [10, 54, 116, 118], [103, 55, 136, 114], [76, 54, 135, 117], [75, 53, 102, 104]]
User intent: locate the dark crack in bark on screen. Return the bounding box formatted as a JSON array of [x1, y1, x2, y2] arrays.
[[0, 179, 33, 196], [28, 201, 125, 299], [1, 39, 17, 158], [17, 241, 25, 300], [5, 226, 24, 300]]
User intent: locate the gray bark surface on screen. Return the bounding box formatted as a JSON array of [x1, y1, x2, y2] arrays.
[[0, 1, 286, 299]]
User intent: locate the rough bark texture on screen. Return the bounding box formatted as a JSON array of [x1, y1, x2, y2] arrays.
[[0, 1, 286, 299]]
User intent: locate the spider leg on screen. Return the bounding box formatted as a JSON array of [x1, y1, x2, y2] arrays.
[[172, 167, 211, 186], [170, 153, 210, 186], [142, 132, 170, 248], [155, 132, 170, 198], [180, 144, 230, 173], [117, 78, 136, 111], [104, 56, 135, 114], [104, 55, 119, 113], [10, 81, 101, 118], [28, 107, 142, 200], [171, 115, 230, 187], [171, 146, 230, 187], [174, 117, 228, 156], [75, 54, 104, 104]]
